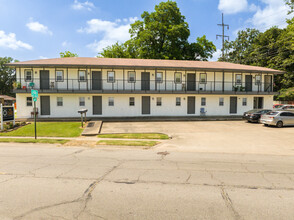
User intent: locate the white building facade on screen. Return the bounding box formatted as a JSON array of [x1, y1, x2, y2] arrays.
[[8, 57, 282, 119]]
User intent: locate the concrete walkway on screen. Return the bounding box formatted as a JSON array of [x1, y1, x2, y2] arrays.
[[81, 120, 102, 136]]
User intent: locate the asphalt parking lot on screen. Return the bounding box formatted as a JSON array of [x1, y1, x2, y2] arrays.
[[101, 120, 294, 155]]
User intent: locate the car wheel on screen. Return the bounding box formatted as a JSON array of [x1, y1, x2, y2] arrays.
[[276, 121, 283, 128], [264, 124, 269, 127]]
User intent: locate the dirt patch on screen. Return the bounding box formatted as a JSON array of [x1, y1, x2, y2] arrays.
[[63, 140, 97, 147]]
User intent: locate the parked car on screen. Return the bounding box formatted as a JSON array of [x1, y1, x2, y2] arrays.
[[243, 109, 272, 123], [273, 104, 284, 109], [260, 111, 294, 128], [276, 105, 294, 111]]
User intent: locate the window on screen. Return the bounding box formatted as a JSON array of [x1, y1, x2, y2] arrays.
[[107, 71, 115, 82], [176, 97, 181, 106], [200, 73, 207, 84], [174, 72, 182, 83], [156, 72, 163, 83], [25, 69, 32, 82], [78, 70, 86, 81], [26, 97, 32, 106], [56, 70, 64, 82], [280, 112, 294, 117], [156, 97, 162, 106], [235, 74, 242, 85], [57, 97, 63, 106], [242, 98, 247, 106], [79, 97, 85, 106], [255, 75, 261, 85], [219, 97, 224, 106], [108, 97, 114, 106], [128, 71, 136, 82], [129, 97, 135, 106], [201, 97, 206, 106]]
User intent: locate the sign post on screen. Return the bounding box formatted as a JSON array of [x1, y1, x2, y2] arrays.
[[0, 103, 3, 131], [31, 90, 38, 139]]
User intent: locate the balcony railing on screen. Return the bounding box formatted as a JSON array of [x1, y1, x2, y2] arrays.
[[14, 78, 275, 94]]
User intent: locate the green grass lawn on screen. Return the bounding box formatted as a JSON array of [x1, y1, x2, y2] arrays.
[[0, 122, 83, 137], [98, 133, 169, 139], [0, 138, 69, 144], [97, 140, 159, 147]]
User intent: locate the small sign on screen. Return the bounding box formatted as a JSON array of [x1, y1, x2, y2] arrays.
[[33, 97, 37, 102], [2, 106, 14, 122], [31, 90, 38, 98]]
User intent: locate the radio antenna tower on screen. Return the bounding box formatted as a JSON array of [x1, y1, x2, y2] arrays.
[[216, 13, 229, 60]]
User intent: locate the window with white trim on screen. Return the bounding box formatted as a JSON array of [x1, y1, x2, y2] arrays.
[[128, 71, 136, 82], [174, 72, 182, 83], [129, 97, 135, 106], [255, 75, 261, 85], [56, 70, 64, 82], [156, 97, 162, 106], [176, 97, 181, 106], [25, 70, 32, 82], [201, 97, 206, 106], [200, 73, 207, 84], [57, 97, 63, 106], [108, 97, 114, 106], [79, 97, 85, 106], [107, 71, 115, 82], [26, 97, 32, 106], [219, 97, 224, 106], [242, 98, 247, 106], [78, 71, 86, 81], [235, 74, 242, 85], [156, 72, 163, 83]]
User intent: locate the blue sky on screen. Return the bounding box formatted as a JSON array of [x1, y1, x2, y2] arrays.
[[0, 0, 291, 61]]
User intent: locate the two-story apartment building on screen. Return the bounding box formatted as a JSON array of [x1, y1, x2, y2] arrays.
[[7, 57, 282, 118]]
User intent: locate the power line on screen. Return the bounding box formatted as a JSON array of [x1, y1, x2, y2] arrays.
[[216, 13, 229, 60]]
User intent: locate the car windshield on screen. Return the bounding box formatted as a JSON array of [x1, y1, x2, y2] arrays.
[[247, 109, 260, 113], [267, 112, 279, 115]]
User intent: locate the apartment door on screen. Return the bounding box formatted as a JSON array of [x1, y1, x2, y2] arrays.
[[264, 75, 272, 92], [187, 73, 196, 91], [40, 70, 50, 90], [93, 96, 102, 115], [40, 96, 50, 115], [142, 96, 150, 114], [141, 72, 150, 90], [230, 97, 237, 114], [92, 71, 102, 90], [187, 96, 195, 114], [254, 97, 264, 109], [245, 75, 252, 92]]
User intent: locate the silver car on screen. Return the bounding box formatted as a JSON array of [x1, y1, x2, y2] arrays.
[[260, 111, 294, 128]]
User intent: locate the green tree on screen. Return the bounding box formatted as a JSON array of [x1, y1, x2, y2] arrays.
[[220, 28, 260, 64], [285, 0, 294, 14], [0, 57, 17, 96], [60, 51, 78, 58], [100, 1, 216, 60]]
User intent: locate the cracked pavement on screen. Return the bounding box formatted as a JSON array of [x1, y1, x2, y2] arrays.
[[0, 142, 294, 220]]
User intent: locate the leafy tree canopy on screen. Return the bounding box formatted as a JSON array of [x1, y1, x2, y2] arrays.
[[60, 51, 78, 58], [100, 1, 216, 61], [0, 57, 18, 96]]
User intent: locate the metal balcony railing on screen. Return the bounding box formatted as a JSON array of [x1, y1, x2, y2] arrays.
[[13, 78, 275, 93]]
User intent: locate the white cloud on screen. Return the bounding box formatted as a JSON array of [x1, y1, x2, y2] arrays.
[[62, 41, 70, 47], [72, 0, 95, 11], [79, 17, 138, 52], [26, 19, 53, 35], [248, 0, 291, 31], [0, 30, 32, 50], [39, 56, 48, 59], [210, 49, 222, 61], [218, 0, 249, 14]]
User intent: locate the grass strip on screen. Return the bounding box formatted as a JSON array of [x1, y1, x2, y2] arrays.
[[98, 133, 169, 139], [0, 122, 83, 137], [97, 140, 159, 147], [0, 138, 69, 144]]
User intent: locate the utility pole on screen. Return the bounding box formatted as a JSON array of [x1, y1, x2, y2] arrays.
[[216, 13, 229, 60]]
